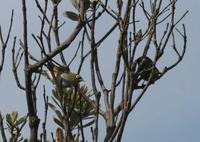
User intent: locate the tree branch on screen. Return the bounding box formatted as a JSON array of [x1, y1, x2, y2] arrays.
[[0, 10, 14, 73]]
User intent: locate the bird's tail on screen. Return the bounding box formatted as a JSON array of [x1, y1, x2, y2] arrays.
[[35, 69, 53, 81]]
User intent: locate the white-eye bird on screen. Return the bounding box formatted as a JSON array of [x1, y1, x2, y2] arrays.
[[42, 66, 83, 88]]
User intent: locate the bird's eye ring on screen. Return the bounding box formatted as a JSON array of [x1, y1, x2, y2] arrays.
[[76, 75, 80, 79]]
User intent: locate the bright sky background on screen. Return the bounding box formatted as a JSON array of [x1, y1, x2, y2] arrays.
[[0, 0, 200, 142]]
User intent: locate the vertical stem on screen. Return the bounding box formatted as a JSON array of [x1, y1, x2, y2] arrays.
[[22, 0, 40, 141], [0, 113, 7, 142], [116, 112, 128, 142], [53, 4, 67, 65], [90, 3, 99, 142]]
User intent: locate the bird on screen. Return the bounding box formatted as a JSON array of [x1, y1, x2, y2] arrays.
[[51, 0, 62, 4], [136, 56, 160, 84], [134, 29, 143, 43], [41, 65, 83, 88]]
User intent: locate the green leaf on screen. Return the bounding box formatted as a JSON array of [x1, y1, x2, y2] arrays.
[[51, 96, 62, 110], [55, 110, 63, 121], [48, 103, 57, 112], [53, 117, 64, 128], [16, 116, 27, 126], [84, 0, 91, 12], [48, 103, 63, 120], [63, 11, 79, 21], [6, 113, 11, 122], [6, 111, 18, 125], [70, 0, 80, 11], [70, 115, 80, 127], [11, 111, 18, 123], [6, 114, 13, 126], [73, 133, 80, 142]]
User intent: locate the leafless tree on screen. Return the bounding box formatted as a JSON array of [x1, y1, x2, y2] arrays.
[[0, 0, 188, 142]]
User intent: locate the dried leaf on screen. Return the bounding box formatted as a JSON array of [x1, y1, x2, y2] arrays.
[[56, 127, 64, 142]]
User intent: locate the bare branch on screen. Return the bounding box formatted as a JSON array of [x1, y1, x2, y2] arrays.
[[42, 85, 48, 142], [68, 41, 81, 67], [0, 112, 7, 142], [12, 37, 25, 90], [22, 0, 40, 141], [0, 10, 14, 73], [30, 22, 84, 70], [52, 3, 67, 65]]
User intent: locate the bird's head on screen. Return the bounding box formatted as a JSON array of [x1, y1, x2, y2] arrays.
[[71, 73, 84, 83], [76, 74, 84, 82], [60, 71, 83, 83]]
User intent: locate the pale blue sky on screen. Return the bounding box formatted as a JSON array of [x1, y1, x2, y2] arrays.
[[0, 1, 199, 142]]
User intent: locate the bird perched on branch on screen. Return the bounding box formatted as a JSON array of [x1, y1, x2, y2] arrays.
[[136, 56, 160, 84], [134, 29, 143, 44], [41, 65, 83, 88]]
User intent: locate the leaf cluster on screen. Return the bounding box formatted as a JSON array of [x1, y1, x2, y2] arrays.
[[49, 85, 95, 132]]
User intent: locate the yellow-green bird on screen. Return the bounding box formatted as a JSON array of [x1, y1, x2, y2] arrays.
[[42, 66, 83, 88]]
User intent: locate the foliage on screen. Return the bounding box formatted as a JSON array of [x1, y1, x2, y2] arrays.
[[0, 112, 27, 142], [48, 85, 95, 141], [0, 0, 188, 142]]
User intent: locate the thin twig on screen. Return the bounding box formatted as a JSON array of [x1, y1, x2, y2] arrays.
[[68, 41, 81, 67], [42, 85, 48, 142], [0, 112, 7, 142], [12, 37, 25, 90], [0, 10, 14, 73]]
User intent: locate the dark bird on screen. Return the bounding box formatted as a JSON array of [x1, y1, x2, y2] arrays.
[[136, 56, 160, 84]]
